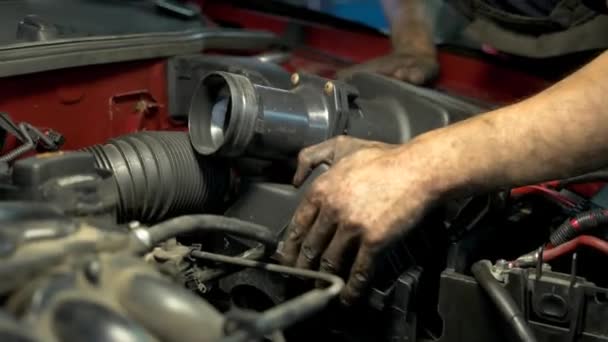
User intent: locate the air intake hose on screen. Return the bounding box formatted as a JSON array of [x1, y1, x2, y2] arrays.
[[83, 131, 229, 223]]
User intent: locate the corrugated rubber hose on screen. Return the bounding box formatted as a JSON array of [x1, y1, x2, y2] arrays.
[[83, 131, 230, 223]]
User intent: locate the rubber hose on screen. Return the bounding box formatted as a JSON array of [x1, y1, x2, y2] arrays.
[[557, 170, 608, 188], [140, 214, 277, 254], [471, 260, 537, 342], [83, 131, 230, 223], [549, 208, 608, 246]]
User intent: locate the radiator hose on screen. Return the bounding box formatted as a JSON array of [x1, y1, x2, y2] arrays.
[[83, 131, 230, 223]]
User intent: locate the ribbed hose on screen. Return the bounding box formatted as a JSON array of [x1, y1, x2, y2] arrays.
[[83, 131, 229, 223], [549, 208, 608, 246]]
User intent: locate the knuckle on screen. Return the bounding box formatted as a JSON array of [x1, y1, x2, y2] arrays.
[[352, 272, 370, 285], [341, 220, 361, 235], [342, 214, 364, 230], [363, 232, 384, 248], [322, 204, 339, 220], [286, 223, 304, 241], [292, 207, 308, 225], [334, 135, 348, 145], [297, 150, 311, 165], [310, 179, 329, 197]]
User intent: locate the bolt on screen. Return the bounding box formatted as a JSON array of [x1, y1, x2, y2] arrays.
[[324, 81, 334, 95], [84, 259, 101, 284], [128, 221, 141, 230], [291, 73, 300, 86], [134, 99, 158, 116]]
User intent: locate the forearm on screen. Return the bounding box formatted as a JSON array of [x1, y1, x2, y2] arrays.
[[408, 51, 608, 198], [381, 0, 435, 56]]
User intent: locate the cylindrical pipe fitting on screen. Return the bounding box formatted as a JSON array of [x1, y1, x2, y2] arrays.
[[188, 71, 340, 160]]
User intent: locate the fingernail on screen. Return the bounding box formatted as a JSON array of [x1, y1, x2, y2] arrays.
[[354, 273, 367, 283], [339, 296, 352, 307], [273, 242, 285, 259]]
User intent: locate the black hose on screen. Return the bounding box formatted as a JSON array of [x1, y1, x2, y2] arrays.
[[549, 208, 608, 246], [83, 131, 230, 223], [557, 170, 608, 189], [190, 250, 344, 342], [136, 215, 277, 254], [471, 260, 537, 342]]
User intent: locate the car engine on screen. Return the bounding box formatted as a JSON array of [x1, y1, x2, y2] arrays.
[[1, 6, 608, 342]]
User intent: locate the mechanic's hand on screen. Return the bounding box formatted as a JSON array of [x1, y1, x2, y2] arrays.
[[337, 52, 439, 85], [293, 136, 395, 186], [280, 138, 438, 305]]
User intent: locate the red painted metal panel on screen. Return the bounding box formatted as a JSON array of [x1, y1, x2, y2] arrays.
[[0, 1, 552, 153], [0, 60, 182, 150]]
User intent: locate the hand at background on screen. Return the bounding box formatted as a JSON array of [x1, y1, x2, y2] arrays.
[[338, 0, 438, 85], [337, 52, 439, 85]]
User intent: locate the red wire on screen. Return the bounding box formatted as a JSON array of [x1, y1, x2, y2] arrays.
[[543, 235, 608, 262], [510, 185, 577, 207]]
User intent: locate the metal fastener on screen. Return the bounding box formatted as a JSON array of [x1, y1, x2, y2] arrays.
[[291, 73, 300, 86], [324, 81, 334, 95]]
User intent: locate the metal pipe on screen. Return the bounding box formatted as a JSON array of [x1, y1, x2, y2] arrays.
[[133, 215, 277, 254], [190, 250, 344, 342]]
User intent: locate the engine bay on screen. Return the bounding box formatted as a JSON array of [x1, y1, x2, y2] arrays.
[[1, 3, 608, 342]]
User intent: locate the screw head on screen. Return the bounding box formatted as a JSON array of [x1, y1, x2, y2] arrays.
[[324, 81, 334, 95], [290, 73, 300, 85], [84, 258, 101, 284]]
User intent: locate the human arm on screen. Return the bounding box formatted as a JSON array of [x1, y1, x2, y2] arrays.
[[337, 0, 438, 84], [280, 51, 608, 304]]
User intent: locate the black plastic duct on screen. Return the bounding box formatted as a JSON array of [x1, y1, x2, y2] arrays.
[[188, 71, 483, 161], [83, 131, 229, 223]]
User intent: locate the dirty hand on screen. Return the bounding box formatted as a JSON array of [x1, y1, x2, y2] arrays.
[[292, 136, 395, 186], [280, 136, 439, 305], [337, 52, 439, 85]]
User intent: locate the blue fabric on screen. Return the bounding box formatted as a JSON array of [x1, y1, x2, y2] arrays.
[[324, 0, 389, 31], [322, 0, 562, 31]]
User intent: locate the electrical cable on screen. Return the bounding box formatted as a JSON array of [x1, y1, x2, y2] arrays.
[[0, 124, 34, 163], [543, 235, 608, 263], [549, 208, 608, 246], [510, 185, 577, 208], [134, 215, 277, 254], [556, 170, 608, 189], [471, 260, 537, 342], [190, 250, 344, 342]]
